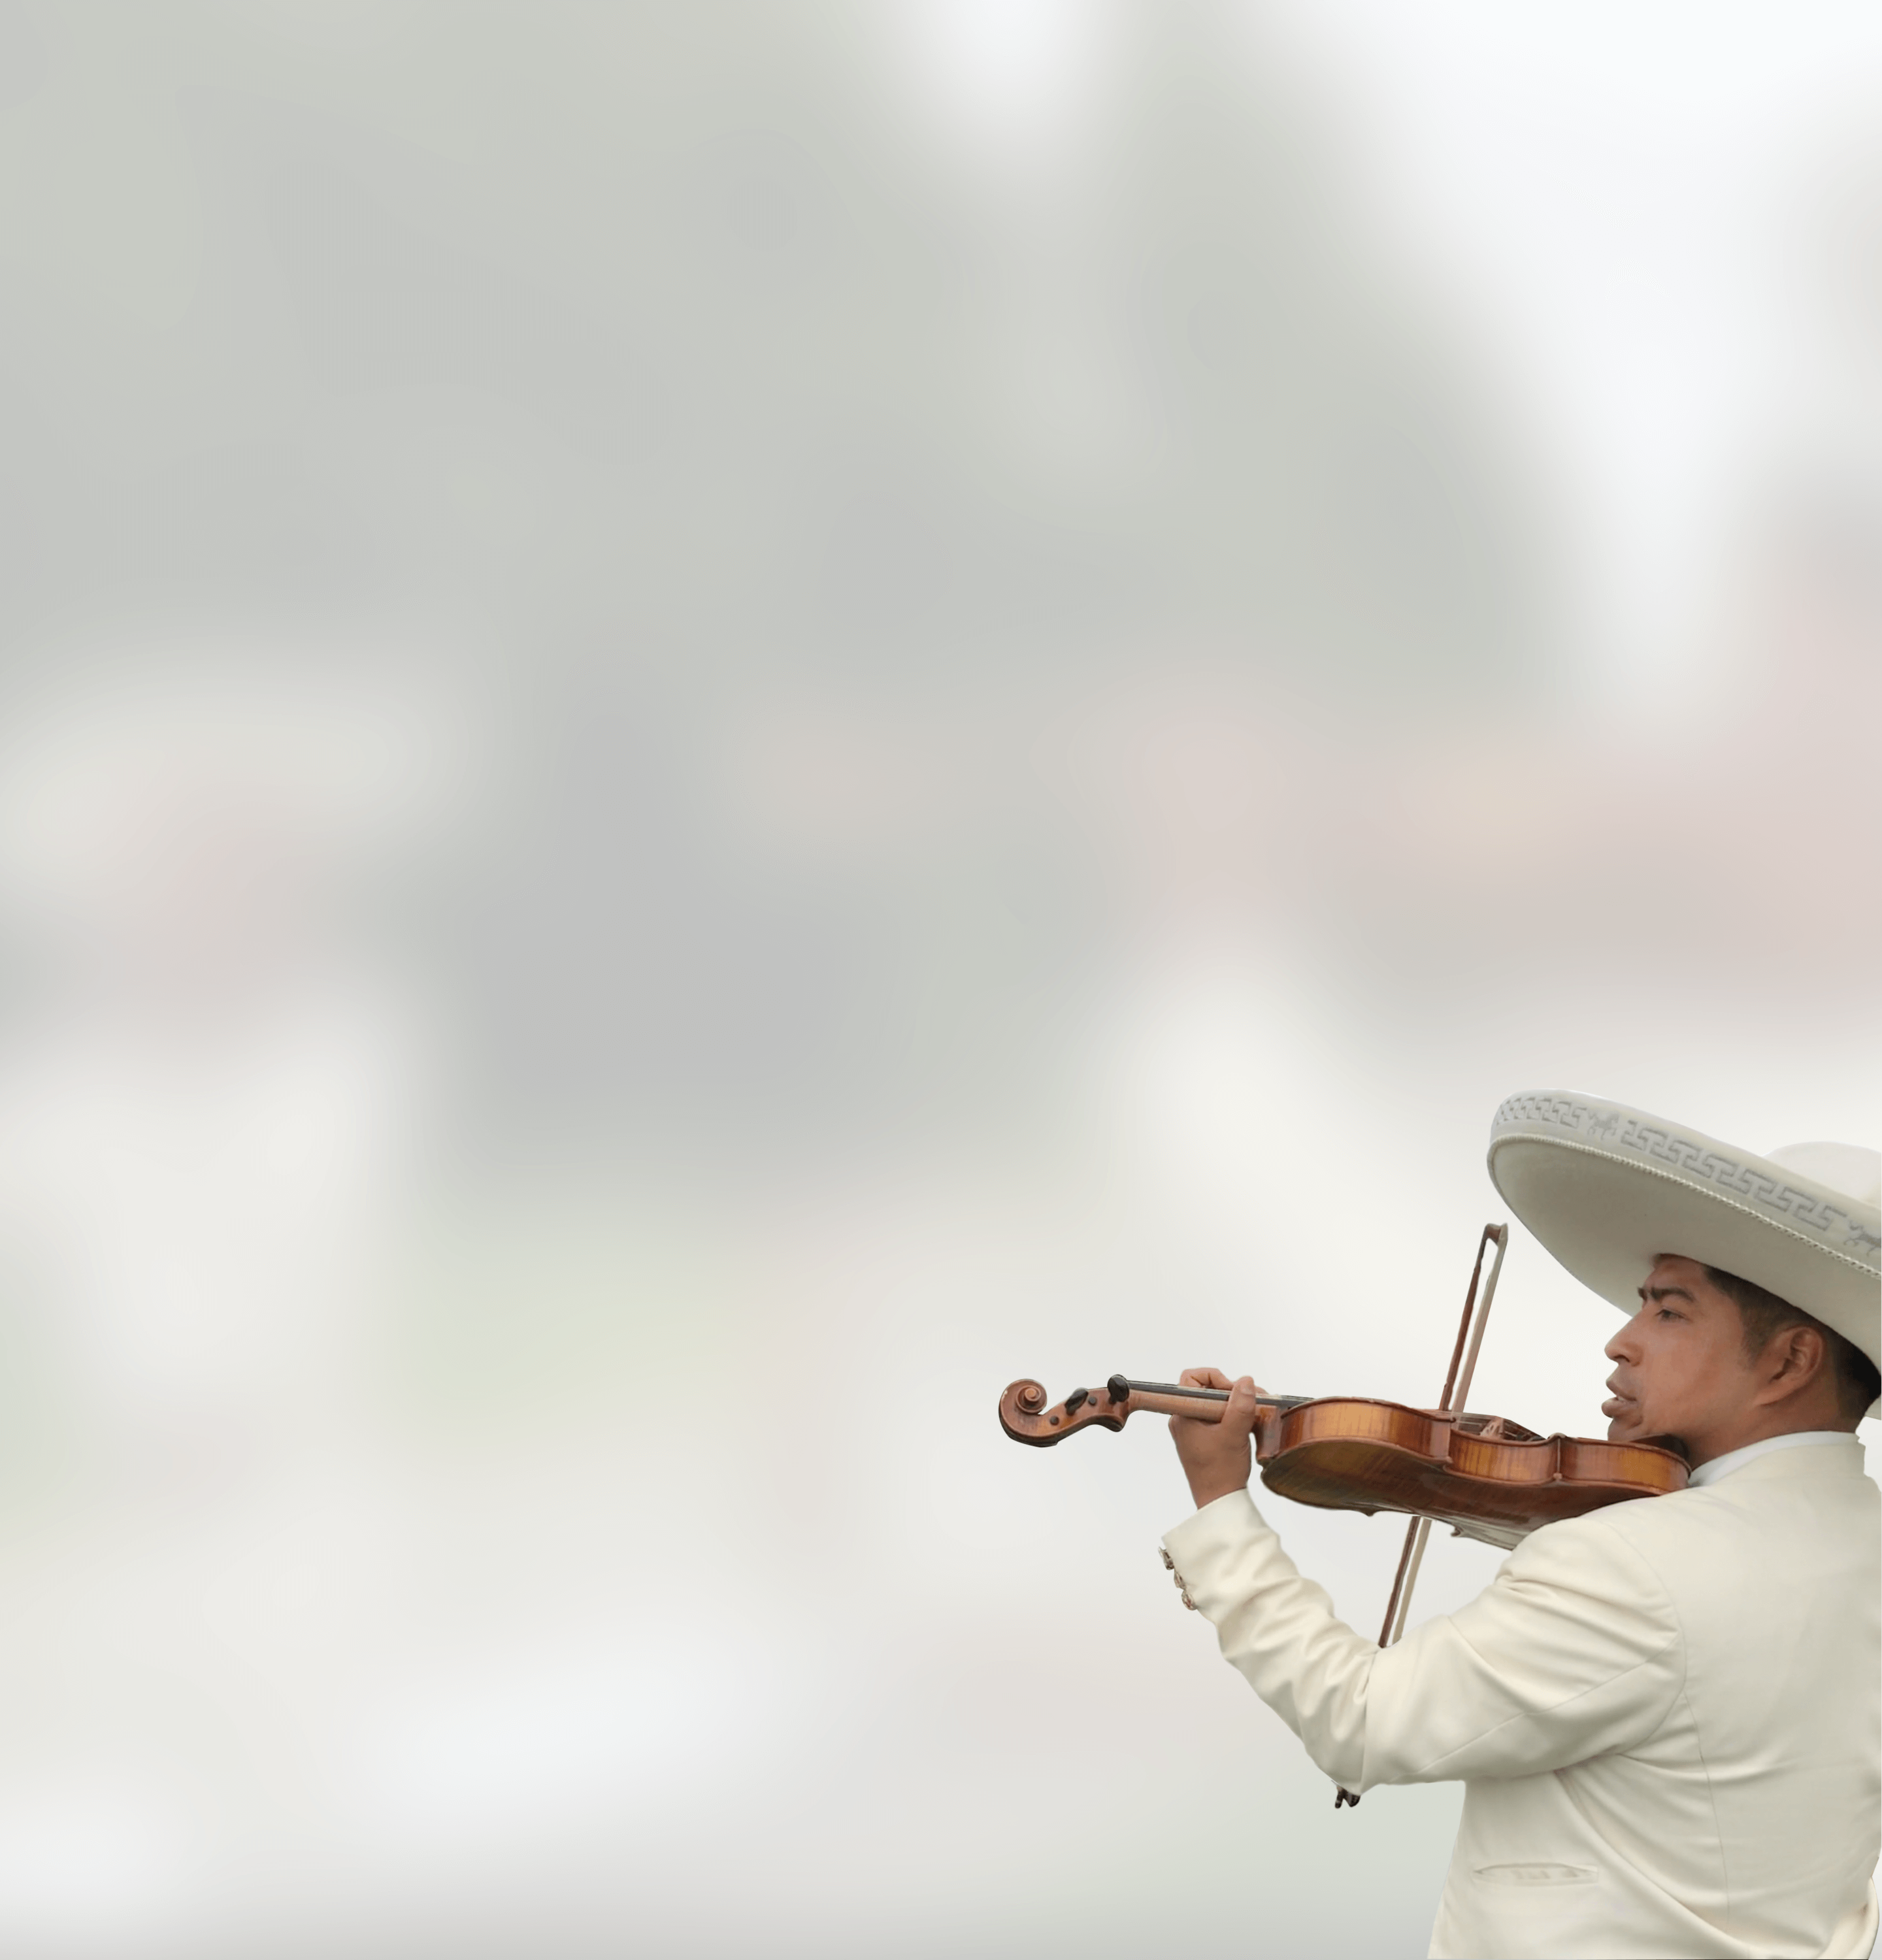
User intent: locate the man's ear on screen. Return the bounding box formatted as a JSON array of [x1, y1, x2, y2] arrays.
[[1758, 1324, 1828, 1401]]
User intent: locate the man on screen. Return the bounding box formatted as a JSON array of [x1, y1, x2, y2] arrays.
[[1162, 1092, 1881, 1959]]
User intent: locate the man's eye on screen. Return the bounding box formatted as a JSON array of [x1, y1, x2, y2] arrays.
[[1657, 1307, 1683, 1322]]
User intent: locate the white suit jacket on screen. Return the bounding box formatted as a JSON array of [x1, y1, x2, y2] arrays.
[[1161, 1439, 1879, 1959]]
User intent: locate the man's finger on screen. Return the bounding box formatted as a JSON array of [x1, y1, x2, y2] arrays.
[[1179, 1366, 1236, 1390], [1222, 1376, 1264, 1433]]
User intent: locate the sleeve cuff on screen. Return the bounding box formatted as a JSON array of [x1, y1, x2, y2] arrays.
[[1159, 1487, 1272, 1619]]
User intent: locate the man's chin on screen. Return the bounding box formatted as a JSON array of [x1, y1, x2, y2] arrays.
[[1603, 1409, 1689, 1460]]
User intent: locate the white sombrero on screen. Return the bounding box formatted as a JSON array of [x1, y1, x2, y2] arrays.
[[1487, 1092, 1882, 1414]]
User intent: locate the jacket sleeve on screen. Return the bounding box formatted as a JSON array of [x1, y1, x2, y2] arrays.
[[1160, 1490, 1686, 1793]]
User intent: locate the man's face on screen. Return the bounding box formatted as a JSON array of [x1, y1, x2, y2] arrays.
[[1603, 1256, 1757, 1453]]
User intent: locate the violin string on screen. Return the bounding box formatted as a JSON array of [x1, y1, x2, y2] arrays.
[[1126, 1379, 1231, 1401], [1123, 1380, 1312, 1410]]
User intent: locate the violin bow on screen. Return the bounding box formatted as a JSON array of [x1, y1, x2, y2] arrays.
[[1333, 1221, 1508, 1810]]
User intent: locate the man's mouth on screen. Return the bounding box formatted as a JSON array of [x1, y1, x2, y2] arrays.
[[1603, 1376, 1637, 1419]]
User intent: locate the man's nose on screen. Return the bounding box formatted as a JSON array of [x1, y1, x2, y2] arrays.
[[1606, 1313, 1644, 1362]]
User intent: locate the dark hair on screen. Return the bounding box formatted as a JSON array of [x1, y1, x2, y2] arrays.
[[1704, 1265, 1881, 1421]]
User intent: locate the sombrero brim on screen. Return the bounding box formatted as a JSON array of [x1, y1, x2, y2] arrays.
[[1487, 1093, 1882, 1389]]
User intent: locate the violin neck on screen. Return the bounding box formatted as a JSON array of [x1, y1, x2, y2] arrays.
[[1118, 1379, 1310, 1424]]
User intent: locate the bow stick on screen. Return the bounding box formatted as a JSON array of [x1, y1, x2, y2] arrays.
[[1334, 1221, 1508, 1810]]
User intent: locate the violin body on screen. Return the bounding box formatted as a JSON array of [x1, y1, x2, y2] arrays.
[[998, 1378, 1688, 1549], [1247, 1395, 1686, 1549]]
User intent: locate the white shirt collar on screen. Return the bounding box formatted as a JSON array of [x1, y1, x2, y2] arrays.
[[1686, 1429, 1861, 1488]]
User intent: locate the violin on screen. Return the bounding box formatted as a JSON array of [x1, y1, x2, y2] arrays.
[[997, 1224, 1687, 1805], [997, 1375, 1687, 1552]]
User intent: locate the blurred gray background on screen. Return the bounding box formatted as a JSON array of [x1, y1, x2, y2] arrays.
[[0, 2, 1874, 1953]]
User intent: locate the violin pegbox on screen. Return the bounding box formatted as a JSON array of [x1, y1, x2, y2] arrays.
[[998, 1378, 1132, 1446]]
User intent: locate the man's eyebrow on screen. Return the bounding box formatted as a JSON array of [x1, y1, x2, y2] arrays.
[[1638, 1282, 1697, 1303]]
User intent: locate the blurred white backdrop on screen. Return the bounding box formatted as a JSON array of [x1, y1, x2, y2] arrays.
[[0, 4, 1874, 1955]]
